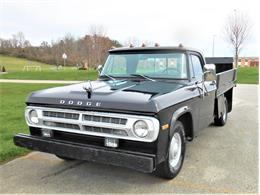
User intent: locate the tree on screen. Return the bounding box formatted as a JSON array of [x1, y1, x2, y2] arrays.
[[40, 41, 49, 48], [89, 25, 107, 37], [111, 39, 122, 48], [88, 25, 110, 66], [224, 10, 251, 67], [16, 32, 26, 47], [0, 30, 122, 67]]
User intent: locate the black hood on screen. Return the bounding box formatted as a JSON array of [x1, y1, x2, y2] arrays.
[[27, 80, 186, 113]]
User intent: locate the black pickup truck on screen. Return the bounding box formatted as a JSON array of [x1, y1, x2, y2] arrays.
[[14, 46, 236, 179]]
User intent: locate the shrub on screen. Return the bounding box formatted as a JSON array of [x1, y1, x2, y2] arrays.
[[1, 66, 6, 72]]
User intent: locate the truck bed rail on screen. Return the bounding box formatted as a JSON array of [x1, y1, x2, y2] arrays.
[[216, 69, 237, 96]]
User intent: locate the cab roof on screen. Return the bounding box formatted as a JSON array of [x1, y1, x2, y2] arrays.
[[109, 46, 203, 54]]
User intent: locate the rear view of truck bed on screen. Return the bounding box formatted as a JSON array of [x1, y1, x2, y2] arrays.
[[206, 57, 237, 96]]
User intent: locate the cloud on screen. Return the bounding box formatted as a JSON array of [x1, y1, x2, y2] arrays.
[[0, 0, 259, 56]]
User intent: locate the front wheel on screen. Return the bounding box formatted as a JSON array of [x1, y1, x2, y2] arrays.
[[154, 121, 186, 179]]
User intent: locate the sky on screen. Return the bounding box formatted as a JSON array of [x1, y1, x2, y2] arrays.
[[0, 0, 259, 57]]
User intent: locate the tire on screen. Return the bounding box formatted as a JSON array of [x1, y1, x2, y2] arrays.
[[55, 154, 75, 161], [214, 97, 228, 126], [154, 121, 186, 179]]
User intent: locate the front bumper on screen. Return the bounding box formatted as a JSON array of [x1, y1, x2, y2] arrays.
[[13, 133, 155, 173]]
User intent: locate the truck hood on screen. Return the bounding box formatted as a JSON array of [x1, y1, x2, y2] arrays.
[[27, 80, 186, 113]]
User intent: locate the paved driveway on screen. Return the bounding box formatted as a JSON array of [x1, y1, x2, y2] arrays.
[[0, 84, 258, 193]]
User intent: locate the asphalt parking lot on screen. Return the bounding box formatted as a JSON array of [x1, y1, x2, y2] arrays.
[[0, 84, 258, 193]]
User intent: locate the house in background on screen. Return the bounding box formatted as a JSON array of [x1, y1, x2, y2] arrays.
[[238, 57, 259, 67]]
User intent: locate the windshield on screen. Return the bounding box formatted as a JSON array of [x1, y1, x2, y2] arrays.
[[101, 53, 188, 79]]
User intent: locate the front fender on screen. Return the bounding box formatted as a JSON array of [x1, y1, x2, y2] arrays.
[[156, 105, 193, 165], [169, 106, 192, 138]]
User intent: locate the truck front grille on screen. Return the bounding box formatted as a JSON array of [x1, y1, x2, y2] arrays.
[[43, 121, 80, 130], [25, 106, 160, 142], [83, 126, 128, 136], [43, 111, 79, 120], [83, 115, 127, 125], [35, 108, 129, 138]]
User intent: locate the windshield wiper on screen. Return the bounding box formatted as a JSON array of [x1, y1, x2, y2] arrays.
[[130, 74, 156, 82], [100, 74, 116, 81]]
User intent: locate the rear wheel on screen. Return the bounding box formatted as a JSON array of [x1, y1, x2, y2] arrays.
[[154, 121, 186, 179], [214, 97, 228, 126]]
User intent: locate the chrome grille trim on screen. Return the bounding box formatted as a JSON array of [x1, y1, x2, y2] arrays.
[[25, 106, 160, 142], [83, 115, 127, 125], [43, 111, 79, 120], [43, 121, 80, 130], [83, 126, 128, 136]]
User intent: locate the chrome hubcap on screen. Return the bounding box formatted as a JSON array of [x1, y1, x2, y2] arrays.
[[169, 132, 182, 169]]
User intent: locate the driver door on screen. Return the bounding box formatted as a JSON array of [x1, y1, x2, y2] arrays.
[[190, 53, 216, 130]]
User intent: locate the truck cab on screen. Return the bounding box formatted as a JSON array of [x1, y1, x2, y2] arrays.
[[14, 45, 236, 179]]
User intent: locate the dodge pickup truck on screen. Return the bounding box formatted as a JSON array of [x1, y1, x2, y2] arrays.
[[14, 45, 236, 179]]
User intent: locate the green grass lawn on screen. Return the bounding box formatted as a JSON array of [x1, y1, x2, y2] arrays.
[[0, 70, 98, 80], [0, 54, 54, 71], [236, 67, 259, 84], [0, 54, 98, 80], [0, 83, 65, 163]]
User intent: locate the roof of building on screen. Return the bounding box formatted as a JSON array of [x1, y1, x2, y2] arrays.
[[238, 57, 259, 59]]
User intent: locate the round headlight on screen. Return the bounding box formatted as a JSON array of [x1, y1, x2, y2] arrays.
[[133, 120, 149, 138], [29, 110, 39, 124]]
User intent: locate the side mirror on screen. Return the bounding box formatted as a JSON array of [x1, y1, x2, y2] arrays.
[[97, 65, 103, 75], [203, 64, 216, 82]]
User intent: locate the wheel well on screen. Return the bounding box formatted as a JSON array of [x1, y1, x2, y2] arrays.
[[177, 112, 193, 141]]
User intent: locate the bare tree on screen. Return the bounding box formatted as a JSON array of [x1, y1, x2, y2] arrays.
[[89, 25, 107, 37], [11, 32, 31, 48], [11, 34, 18, 48], [16, 32, 26, 47], [0, 30, 121, 67], [224, 10, 251, 67], [88, 25, 109, 66]]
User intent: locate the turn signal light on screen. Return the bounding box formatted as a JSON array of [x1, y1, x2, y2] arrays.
[[162, 124, 169, 130]]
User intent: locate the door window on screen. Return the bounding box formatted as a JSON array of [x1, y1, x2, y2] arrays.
[[191, 55, 203, 81]]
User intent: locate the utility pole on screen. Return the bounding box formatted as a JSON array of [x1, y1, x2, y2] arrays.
[[212, 35, 216, 57]]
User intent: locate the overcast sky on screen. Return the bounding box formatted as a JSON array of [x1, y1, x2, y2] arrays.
[[0, 0, 259, 57]]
